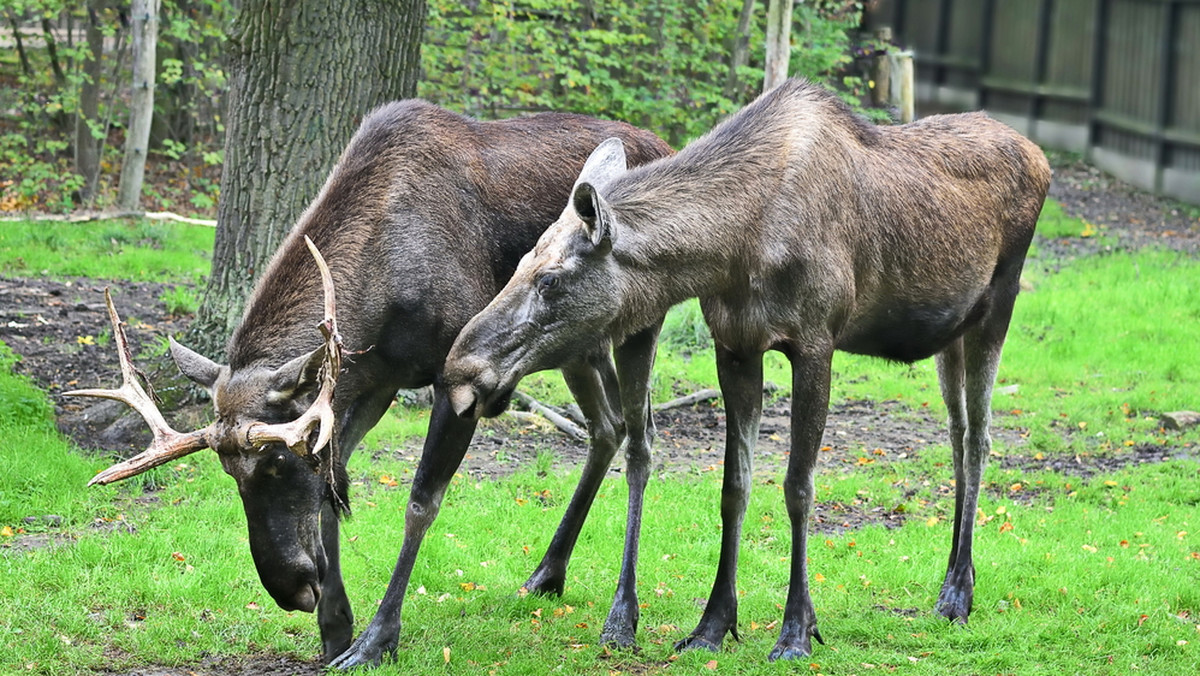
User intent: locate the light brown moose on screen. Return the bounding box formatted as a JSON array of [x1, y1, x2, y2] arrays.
[[69, 101, 672, 668], [445, 78, 1051, 660]]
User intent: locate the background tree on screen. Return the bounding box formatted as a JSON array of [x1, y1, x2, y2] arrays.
[[116, 0, 159, 209], [187, 0, 427, 358], [764, 0, 795, 91]]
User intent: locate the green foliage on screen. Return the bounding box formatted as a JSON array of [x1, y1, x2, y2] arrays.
[[421, 0, 868, 146], [0, 1, 229, 213]]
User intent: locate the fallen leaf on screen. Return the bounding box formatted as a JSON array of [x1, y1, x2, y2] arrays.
[[0, 526, 12, 537], [443, 646, 451, 664], [705, 659, 718, 670]]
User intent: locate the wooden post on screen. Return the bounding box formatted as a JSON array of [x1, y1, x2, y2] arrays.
[[117, 0, 160, 210], [890, 49, 915, 123]]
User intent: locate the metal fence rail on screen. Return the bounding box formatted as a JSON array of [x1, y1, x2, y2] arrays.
[[872, 0, 1200, 203]]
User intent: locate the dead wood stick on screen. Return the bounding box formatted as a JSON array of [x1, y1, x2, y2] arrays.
[[0, 210, 216, 227], [653, 388, 722, 411], [511, 390, 587, 440]]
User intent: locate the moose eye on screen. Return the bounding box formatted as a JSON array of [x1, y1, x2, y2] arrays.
[[536, 273, 560, 295]]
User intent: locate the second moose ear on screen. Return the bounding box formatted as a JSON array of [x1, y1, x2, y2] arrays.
[[571, 137, 628, 254], [572, 182, 617, 252]]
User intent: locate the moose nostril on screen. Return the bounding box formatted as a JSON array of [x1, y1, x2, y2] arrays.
[[290, 582, 320, 613]]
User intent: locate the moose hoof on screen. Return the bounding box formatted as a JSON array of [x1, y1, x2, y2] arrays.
[[768, 639, 812, 662], [327, 628, 398, 671], [598, 622, 638, 650], [521, 567, 566, 597], [673, 633, 722, 653], [935, 588, 973, 624]]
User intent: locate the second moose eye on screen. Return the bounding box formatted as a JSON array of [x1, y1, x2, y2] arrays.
[[537, 273, 560, 295]]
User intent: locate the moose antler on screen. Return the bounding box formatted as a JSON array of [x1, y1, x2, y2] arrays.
[[65, 289, 214, 486], [240, 236, 342, 459], [69, 236, 344, 486]]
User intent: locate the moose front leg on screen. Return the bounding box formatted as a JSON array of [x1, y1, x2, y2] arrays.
[[523, 349, 626, 596], [770, 347, 832, 661], [328, 390, 478, 670], [676, 347, 763, 652], [317, 501, 354, 662], [598, 324, 661, 648]]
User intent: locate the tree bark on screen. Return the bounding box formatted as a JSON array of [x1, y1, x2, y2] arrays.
[[74, 2, 106, 203], [188, 0, 427, 359], [763, 0, 794, 92], [116, 0, 161, 210]]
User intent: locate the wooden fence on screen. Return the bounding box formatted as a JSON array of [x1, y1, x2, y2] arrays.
[[868, 0, 1200, 203]]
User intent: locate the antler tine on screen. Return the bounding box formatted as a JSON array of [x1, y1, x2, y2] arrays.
[[65, 289, 212, 486], [242, 236, 341, 458]]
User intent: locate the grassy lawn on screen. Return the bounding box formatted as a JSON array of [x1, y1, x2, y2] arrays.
[[1, 207, 1198, 674]]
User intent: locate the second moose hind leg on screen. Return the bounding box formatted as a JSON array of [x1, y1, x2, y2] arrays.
[[675, 346, 764, 652], [934, 309, 1013, 622], [522, 347, 626, 596]]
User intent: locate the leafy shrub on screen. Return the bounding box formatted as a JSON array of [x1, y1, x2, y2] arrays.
[[421, 0, 868, 147]]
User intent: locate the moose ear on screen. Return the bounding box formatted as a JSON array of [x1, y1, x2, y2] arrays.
[[268, 345, 327, 401], [170, 337, 223, 391], [572, 182, 617, 252], [575, 137, 628, 192]]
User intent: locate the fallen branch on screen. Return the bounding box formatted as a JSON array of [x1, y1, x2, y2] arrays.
[[654, 388, 721, 411], [1, 210, 216, 227], [510, 390, 587, 441]]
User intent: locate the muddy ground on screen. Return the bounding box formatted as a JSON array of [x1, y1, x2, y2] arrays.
[[1, 158, 1198, 674]]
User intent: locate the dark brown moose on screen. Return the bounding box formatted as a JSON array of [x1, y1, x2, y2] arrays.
[[444, 78, 1052, 660], [69, 101, 672, 668]]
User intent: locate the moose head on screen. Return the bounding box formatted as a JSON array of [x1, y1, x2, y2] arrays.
[[68, 237, 347, 615]]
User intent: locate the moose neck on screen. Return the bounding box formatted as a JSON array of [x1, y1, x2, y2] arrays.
[[601, 100, 817, 337]]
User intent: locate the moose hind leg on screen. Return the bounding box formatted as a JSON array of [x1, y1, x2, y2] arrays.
[[676, 347, 763, 653], [934, 337, 969, 619], [523, 349, 625, 596], [936, 310, 1012, 623]]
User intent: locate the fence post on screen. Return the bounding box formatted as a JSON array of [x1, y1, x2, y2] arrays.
[[870, 27, 893, 107]]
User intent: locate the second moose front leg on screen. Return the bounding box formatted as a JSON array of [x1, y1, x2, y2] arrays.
[[769, 347, 832, 661]]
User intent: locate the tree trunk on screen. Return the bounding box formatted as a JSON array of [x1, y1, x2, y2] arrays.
[[74, 2, 106, 203], [188, 0, 427, 359], [763, 0, 794, 92], [116, 0, 160, 210], [724, 0, 756, 101]]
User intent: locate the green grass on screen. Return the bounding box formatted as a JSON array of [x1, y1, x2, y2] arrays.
[[2, 204, 1199, 674], [0, 218, 213, 283]]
